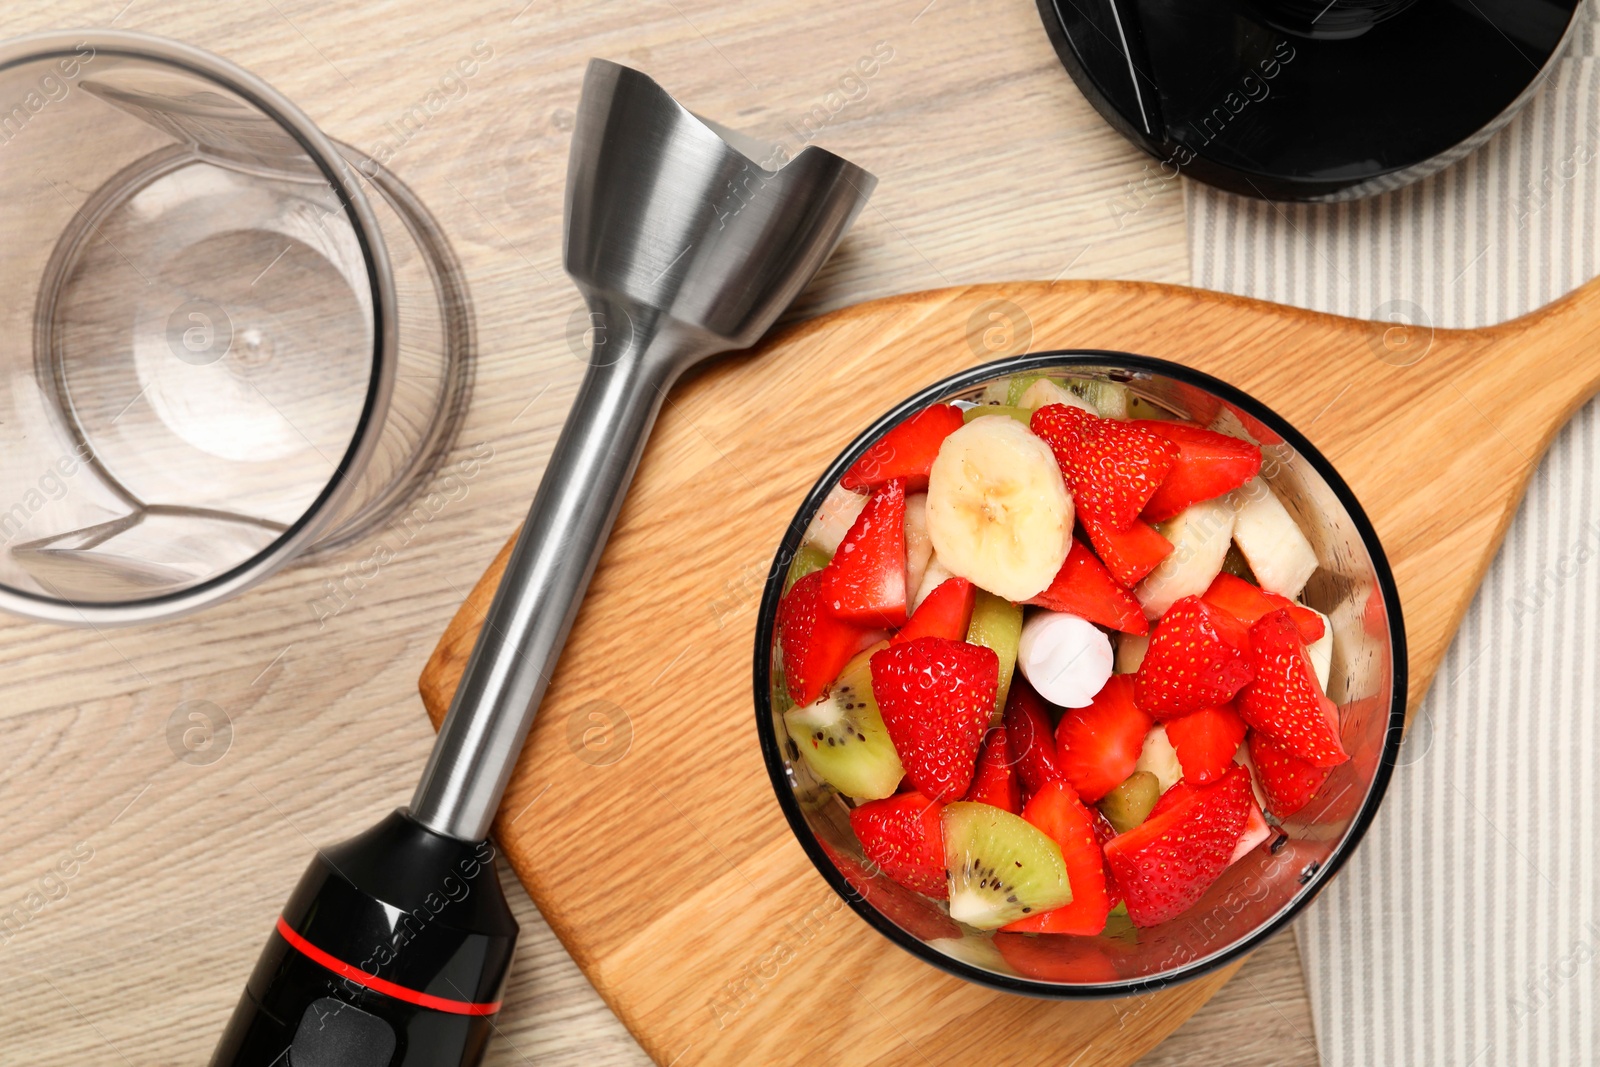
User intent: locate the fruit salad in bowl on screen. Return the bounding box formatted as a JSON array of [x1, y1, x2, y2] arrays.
[[756, 354, 1406, 994]]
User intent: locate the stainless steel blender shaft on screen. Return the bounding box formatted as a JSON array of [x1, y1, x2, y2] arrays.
[[409, 60, 875, 842]]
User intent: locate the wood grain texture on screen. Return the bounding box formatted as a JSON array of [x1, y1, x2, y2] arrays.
[[0, 0, 1331, 1063], [418, 276, 1600, 1064]]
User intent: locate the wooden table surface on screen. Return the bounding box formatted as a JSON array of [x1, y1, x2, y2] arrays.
[[0, 1, 1317, 1063]]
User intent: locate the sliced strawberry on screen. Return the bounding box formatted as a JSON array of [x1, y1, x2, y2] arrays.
[[1032, 405, 1177, 530], [1202, 573, 1324, 643], [963, 726, 1023, 813], [842, 403, 965, 493], [848, 791, 948, 898], [822, 479, 908, 627], [1027, 539, 1147, 635], [1150, 779, 1270, 864], [869, 637, 998, 801], [1247, 729, 1334, 818], [1209, 606, 1253, 655], [1054, 675, 1153, 802], [1133, 596, 1254, 720], [1133, 420, 1262, 523], [1001, 679, 1064, 795], [1164, 704, 1248, 785], [891, 577, 975, 646], [1103, 765, 1253, 926], [777, 570, 883, 706], [1002, 781, 1113, 935], [1081, 512, 1173, 587], [1239, 609, 1349, 767]]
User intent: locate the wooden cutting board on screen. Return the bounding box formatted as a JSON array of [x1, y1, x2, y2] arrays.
[[419, 278, 1600, 1066]]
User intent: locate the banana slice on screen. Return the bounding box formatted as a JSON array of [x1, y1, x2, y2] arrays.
[[803, 483, 867, 555], [1135, 497, 1236, 619], [1305, 606, 1333, 690], [1134, 725, 1182, 792], [1115, 631, 1149, 674], [1230, 477, 1318, 598], [1016, 377, 1094, 414], [925, 417, 1072, 603], [911, 554, 954, 612], [904, 492, 933, 601]]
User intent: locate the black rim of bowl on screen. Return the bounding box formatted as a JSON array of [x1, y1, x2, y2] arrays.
[[751, 350, 1410, 998]]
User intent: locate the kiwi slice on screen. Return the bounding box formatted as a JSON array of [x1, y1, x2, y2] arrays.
[[1064, 378, 1131, 419], [1099, 771, 1160, 833], [783, 646, 903, 801], [967, 591, 1023, 716], [962, 404, 1031, 425], [943, 802, 1072, 929], [784, 542, 831, 594]]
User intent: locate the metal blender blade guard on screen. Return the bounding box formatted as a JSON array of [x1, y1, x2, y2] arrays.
[[409, 59, 877, 841]]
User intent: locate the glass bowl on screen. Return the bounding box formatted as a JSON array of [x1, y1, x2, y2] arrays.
[[753, 351, 1407, 996]]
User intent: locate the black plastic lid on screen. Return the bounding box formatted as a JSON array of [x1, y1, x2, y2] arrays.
[[1037, 0, 1582, 200]]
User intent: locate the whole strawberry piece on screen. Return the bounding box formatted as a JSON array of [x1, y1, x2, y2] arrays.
[[1239, 609, 1349, 767], [1104, 764, 1253, 926], [1133, 596, 1254, 720], [1031, 404, 1177, 531], [822, 478, 908, 628], [849, 791, 948, 898], [870, 637, 998, 801], [1247, 730, 1334, 819], [778, 570, 882, 706]]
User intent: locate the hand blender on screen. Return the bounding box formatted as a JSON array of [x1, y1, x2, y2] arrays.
[[209, 60, 875, 1067]]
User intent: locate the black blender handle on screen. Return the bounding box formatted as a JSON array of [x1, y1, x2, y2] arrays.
[[209, 811, 517, 1067]]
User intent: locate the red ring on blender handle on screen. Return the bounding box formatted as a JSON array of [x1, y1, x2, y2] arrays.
[[274, 917, 503, 1017]]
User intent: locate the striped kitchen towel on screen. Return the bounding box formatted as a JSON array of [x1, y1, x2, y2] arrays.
[[1186, 9, 1600, 1065]]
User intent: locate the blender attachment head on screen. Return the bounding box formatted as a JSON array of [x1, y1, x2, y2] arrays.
[[563, 59, 877, 365], [410, 59, 876, 843]]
